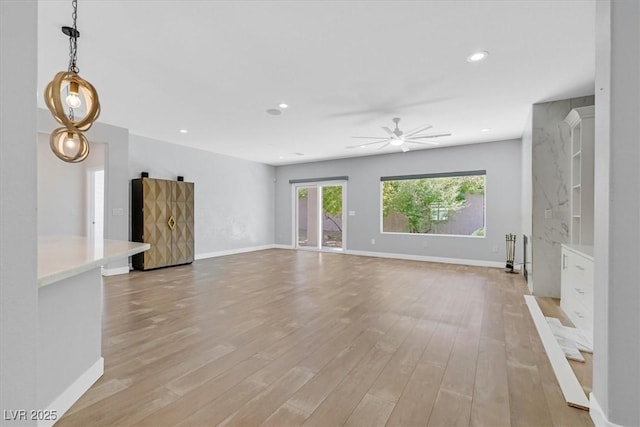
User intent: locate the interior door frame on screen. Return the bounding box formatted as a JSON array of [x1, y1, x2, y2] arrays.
[[86, 167, 105, 241], [291, 180, 347, 252]]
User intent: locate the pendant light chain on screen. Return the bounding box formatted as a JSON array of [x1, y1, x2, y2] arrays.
[[67, 0, 79, 120], [68, 0, 79, 74]]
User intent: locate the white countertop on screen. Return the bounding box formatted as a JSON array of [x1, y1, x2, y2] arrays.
[[561, 243, 594, 259], [38, 236, 149, 287]]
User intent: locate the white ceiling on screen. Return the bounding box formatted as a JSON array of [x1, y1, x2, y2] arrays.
[[37, 1, 595, 166]]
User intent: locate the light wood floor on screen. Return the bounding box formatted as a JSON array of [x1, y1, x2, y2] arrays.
[[535, 297, 593, 396], [57, 250, 594, 427]]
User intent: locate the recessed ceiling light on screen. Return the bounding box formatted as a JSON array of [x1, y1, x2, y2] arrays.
[[266, 109, 282, 115], [467, 51, 489, 62], [278, 103, 289, 109], [360, 145, 366, 149], [481, 128, 491, 132], [179, 129, 188, 134], [279, 156, 285, 159]]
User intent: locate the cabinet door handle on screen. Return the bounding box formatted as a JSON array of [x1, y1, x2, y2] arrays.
[[575, 265, 585, 271], [574, 287, 585, 294], [562, 254, 567, 270]]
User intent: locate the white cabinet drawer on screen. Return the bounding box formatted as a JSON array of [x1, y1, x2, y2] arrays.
[[569, 251, 593, 311], [560, 245, 594, 341], [572, 255, 593, 292], [561, 297, 593, 338], [569, 281, 593, 312]]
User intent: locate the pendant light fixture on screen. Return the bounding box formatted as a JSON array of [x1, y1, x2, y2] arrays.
[[49, 127, 90, 163], [44, 0, 100, 163]]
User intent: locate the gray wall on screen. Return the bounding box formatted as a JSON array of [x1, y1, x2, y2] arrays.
[[275, 139, 522, 264], [0, 1, 39, 423], [529, 95, 594, 298], [129, 135, 275, 256], [593, 1, 640, 425], [37, 133, 106, 236]]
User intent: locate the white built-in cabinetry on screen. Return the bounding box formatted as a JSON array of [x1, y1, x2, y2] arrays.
[[564, 106, 595, 246], [561, 106, 595, 335], [560, 244, 594, 341]]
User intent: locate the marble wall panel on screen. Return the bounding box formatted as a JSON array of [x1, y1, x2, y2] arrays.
[[530, 96, 594, 297]]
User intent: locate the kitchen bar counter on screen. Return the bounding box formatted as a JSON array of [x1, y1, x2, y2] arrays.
[[38, 235, 149, 287], [36, 236, 148, 426]]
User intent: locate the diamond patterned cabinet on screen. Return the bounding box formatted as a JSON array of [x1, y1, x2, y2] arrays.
[[131, 177, 194, 270]]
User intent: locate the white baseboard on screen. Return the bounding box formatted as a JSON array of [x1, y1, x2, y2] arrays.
[[195, 244, 278, 260], [590, 393, 626, 427], [195, 244, 513, 270], [524, 295, 590, 409], [39, 357, 104, 427], [102, 266, 130, 276], [273, 244, 294, 250], [345, 249, 515, 269]]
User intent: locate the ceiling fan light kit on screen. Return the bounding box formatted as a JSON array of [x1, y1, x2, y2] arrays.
[[44, 0, 100, 163], [349, 117, 451, 152]]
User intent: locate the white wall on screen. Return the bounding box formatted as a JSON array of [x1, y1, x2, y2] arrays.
[[275, 139, 522, 265], [592, 1, 640, 426], [37, 133, 106, 236], [0, 1, 39, 423], [129, 135, 276, 256]]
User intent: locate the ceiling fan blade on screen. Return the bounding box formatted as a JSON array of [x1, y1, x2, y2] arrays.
[[326, 96, 449, 119], [401, 145, 410, 153], [403, 124, 433, 138], [327, 107, 390, 118], [351, 136, 390, 140], [376, 142, 391, 151], [381, 126, 395, 136], [410, 133, 452, 139], [405, 140, 440, 146], [346, 139, 392, 149]]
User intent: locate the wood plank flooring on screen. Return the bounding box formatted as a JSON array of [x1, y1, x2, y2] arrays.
[[535, 297, 593, 395], [56, 250, 594, 427]]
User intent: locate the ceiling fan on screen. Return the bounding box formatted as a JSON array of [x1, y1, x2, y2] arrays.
[[347, 117, 451, 152]]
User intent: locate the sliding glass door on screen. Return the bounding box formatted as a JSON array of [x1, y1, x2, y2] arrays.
[[297, 186, 319, 248], [295, 182, 345, 251]]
